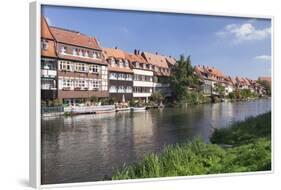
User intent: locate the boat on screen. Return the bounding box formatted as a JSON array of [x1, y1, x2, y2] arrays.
[[116, 107, 131, 112], [95, 109, 116, 114], [131, 107, 146, 112]]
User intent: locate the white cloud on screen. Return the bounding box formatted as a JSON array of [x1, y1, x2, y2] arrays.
[[216, 22, 271, 43], [119, 26, 129, 33], [254, 55, 271, 61]]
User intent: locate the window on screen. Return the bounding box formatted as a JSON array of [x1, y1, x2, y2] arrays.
[[118, 86, 125, 93], [118, 73, 125, 80], [126, 74, 132, 81], [85, 51, 89, 57], [126, 86, 132, 93], [62, 79, 72, 88], [93, 52, 97, 59], [110, 58, 115, 66], [119, 60, 124, 68], [41, 40, 48, 50], [90, 65, 98, 73], [41, 78, 55, 89], [143, 64, 146, 69], [124, 60, 129, 67], [79, 50, 83, 56], [109, 86, 117, 93], [93, 80, 99, 89], [60, 46, 67, 54], [72, 48, 78, 56], [109, 73, 118, 80], [96, 52, 101, 58]]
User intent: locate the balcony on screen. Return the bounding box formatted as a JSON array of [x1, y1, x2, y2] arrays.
[[41, 69, 57, 78]]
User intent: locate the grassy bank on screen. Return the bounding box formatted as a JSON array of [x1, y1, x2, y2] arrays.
[[112, 112, 271, 180]]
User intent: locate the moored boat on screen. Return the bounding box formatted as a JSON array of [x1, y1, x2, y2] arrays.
[[116, 107, 131, 112], [95, 109, 116, 114], [131, 107, 146, 112]]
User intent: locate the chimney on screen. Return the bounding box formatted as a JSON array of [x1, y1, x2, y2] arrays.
[[156, 52, 158, 55], [115, 46, 118, 49], [134, 49, 137, 55], [138, 50, 140, 55]]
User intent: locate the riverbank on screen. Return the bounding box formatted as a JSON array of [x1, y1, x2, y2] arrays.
[[112, 112, 271, 180]]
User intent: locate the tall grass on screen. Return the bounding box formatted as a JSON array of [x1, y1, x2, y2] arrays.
[[112, 112, 271, 180], [210, 112, 271, 146]]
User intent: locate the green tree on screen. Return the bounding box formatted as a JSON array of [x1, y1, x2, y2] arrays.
[[213, 83, 225, 97], [170, 55, 199, 102], [257, 79, 271, 96], [89, 95, 98, 103], [150, 91, 164, 104]]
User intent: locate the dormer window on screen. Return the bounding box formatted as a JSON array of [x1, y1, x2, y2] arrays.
[[41, 40, 48, 50], [85, 51, 89, 57], [60, 46, 67, 54], [96, 52, 101, 58], [136, 62, 139, 68], [124, 60, 129, 67], [79, 50, 83, 56], [119, 60, 124, 68], [72, 48, 78, 56], [110, 58, 115, 66], [93, 52, 97, 59]]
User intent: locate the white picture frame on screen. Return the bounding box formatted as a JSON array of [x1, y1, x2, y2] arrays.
[[29, 1, 274, 189]]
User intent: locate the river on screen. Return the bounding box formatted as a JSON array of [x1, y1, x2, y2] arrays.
[[41, 99, 271, 184]]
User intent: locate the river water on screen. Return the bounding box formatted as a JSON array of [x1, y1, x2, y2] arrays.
[[41, 99, 271, 184]]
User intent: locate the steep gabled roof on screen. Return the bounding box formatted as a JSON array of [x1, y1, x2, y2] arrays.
[[103, 48, 126, 60], [126, 53, 148, 64], [41, 17, 57, 58], [50, 26, 101, 50], [102, 48, 133, 73], [205, 66, 224, 77], [165, 56, 177, 66], [142, 52, 169, 68], [258, 76, 271, 83]]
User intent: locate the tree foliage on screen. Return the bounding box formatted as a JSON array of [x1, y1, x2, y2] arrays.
[[257, 79, 271, 96], [170, 55, 200, 101]]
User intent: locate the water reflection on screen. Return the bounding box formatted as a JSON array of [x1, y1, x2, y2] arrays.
[[41, 99, 271, 184]]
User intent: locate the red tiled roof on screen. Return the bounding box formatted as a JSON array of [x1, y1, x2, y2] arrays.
[[126, 53, 147, 64], [205, 66, 224, 77], [259, 76, 271, 83], [41, 17, 57, 58], [50, 27, 101, 50], [102, 48, 133, 73], [165, 56, 177, 66], [41, 17, 54, 40], [103, 48, 126, 60], [229, 77, 237, 85], [108, 66, 133, 73], [58, 54, 106, 65], [142, 52, 169, 69]]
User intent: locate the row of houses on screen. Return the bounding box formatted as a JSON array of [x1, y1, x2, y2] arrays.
[[41, 17, 270, 106], [194, 65, 269, 96], [41, 17, 175, 105]]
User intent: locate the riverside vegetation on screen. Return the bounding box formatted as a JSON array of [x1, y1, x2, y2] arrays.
[[112, 112, 271, 180]]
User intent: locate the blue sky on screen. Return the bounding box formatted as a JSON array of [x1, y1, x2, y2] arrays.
[[42, 5, 271, 79]]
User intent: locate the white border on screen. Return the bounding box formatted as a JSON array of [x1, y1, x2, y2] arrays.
[[29, 0, 274, 189]]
